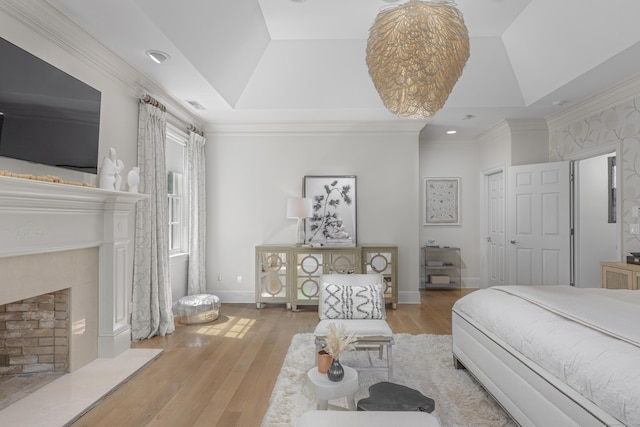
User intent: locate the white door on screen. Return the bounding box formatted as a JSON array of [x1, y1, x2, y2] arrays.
[[486, 171, 505, 287], [507, 161, 571, 286]]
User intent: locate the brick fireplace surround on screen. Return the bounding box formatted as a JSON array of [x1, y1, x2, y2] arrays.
[[0, 289, 70, 376]]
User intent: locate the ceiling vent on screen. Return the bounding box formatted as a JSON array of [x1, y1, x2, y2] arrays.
[[186, 100, 206, 110]]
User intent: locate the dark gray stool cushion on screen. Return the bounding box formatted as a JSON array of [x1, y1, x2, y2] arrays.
[[357, 381, 435, 413]]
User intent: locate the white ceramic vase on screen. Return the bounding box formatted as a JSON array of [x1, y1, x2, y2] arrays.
[[127, 167, 140, 193]]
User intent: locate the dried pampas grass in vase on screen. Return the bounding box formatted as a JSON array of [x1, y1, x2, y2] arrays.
[[323, 322, 357, 382], [324, 322, 357, 361]]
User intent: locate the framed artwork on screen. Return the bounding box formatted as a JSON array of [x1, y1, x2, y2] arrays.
[[304, 175, 357, 246], [424, 177, 460, 226]]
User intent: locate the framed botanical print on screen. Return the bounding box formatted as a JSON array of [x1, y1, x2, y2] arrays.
[[303, 175, 356, 246], [424, 177, 460, 226]]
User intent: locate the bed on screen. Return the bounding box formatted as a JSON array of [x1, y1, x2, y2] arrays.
[[452, 285, 640, 427]]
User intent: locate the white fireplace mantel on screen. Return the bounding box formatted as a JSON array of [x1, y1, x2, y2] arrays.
[[0, 175, 148, 359]]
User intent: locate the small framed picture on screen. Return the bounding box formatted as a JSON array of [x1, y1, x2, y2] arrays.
[[424, 177, 460, 226]]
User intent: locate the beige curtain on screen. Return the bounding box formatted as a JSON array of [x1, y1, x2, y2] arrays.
[[187, 131, 207, 295], [131, 101, 175, 340]]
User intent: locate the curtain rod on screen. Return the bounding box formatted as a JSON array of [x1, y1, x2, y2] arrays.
[[142, 94, 166, 112], [187, 124, 204, 137], [141, 94, 204, 136]]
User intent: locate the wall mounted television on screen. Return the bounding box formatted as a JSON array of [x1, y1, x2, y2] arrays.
[[0, 36, 101, 174]]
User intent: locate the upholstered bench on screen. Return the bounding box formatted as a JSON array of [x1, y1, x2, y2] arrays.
[[296, 410, 440, 427], [175, 294, 221, 324]]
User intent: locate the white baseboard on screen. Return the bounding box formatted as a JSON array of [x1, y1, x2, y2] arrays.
[[208, 290, 256, 304], [461, 277, 481, 288], [398, 290, 421, 304]]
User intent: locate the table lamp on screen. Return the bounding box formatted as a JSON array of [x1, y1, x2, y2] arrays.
[[287, 197, 313, 246]]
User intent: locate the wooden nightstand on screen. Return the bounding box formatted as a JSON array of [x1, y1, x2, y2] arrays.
[[600, 262, 640, 290]]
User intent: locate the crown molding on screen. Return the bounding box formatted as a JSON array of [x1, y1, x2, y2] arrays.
[[504, 118, 548, 132], [0, 0, 198, 126], [476, 120, 511, 144], [546, 72, 640, 131], [207, 120, 428, 135]]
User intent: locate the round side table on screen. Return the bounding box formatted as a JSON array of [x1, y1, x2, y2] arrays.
[[307, 365, 358, 410]]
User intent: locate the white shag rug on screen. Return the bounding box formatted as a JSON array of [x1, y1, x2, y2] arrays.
[[261, 333, 516, 427]]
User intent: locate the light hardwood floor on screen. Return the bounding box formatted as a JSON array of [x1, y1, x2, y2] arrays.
[[70, 289, 474, 427]]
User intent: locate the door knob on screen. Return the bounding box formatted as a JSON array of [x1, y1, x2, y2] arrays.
[[486, 236, 492, 242], [510, 240, 517, 245]]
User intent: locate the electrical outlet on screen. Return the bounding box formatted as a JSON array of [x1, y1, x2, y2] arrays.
[[237, 275, 242, 284], [631, 224, 640, 235], [217, 273, 222, 282]]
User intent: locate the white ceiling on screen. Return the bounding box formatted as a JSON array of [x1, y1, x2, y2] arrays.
[[48, 0, 640, 139]]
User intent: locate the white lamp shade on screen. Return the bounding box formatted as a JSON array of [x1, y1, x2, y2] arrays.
[[287, 197, 313, 219]]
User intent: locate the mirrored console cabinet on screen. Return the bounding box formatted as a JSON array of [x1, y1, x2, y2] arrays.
[[255, 245, 398, 310]]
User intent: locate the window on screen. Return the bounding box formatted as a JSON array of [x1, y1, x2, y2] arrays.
[[166, 124, 189, 255]]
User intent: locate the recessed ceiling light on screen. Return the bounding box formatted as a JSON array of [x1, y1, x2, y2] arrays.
[[145, 50, 170, 64], [462, 114, 475, 120], [552, 100, 567, 107], [446, 130, 457, 135]]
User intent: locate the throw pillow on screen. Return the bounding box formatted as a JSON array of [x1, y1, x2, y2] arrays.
[[321, 283, 385, 320]]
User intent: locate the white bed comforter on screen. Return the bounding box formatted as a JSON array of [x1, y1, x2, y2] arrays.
[[453, 285, 640, 426]]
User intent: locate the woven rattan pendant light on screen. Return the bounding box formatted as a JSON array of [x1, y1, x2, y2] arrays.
[[366, 0, 470, 119]]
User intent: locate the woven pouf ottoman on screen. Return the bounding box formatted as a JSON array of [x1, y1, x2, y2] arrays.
[[176, 294, 221, 325]]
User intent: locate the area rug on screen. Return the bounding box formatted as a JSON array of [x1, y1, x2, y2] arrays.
[[261, 333, 516, 427]]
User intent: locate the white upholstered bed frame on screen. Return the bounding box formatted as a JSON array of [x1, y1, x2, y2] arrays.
[[452, 310, 625, 427]]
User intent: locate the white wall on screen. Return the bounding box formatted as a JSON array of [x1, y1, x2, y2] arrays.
[[419, 138, 481, 287], [206, 127, 422, 304], [170, 255, 188, 303], [508, 119, 549, 166]]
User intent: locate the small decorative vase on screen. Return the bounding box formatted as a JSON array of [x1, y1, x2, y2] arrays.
[[127, 167, 140, 193], [317, 350, 332, 374], [327, 358, 344, 382]]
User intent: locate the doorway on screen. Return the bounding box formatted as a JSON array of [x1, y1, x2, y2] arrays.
[[574, 153, 618, 288], [484, 170, 505, 287], [482, 153, 618, 288]]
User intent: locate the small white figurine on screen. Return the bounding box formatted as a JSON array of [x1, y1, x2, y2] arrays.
[[127, 167, 140, 193], [114, 159, 124, 191], [98, 148, 117, 190], [98, 148, 124, 191]]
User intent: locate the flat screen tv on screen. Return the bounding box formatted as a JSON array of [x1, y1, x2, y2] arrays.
[[0, 36, 101, 174]]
